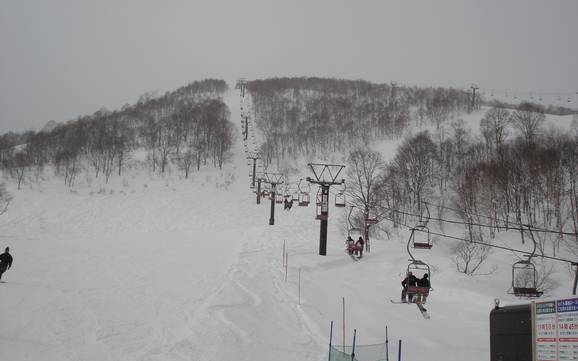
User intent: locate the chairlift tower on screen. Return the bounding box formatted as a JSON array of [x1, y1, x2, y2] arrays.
[[236, 78, 247, 98], [255, 175, 266, 205], [470, 84, 479, 112], [306, 163, 345, 256], [247, 152, 260, 188], [263, 172, 284, 225]]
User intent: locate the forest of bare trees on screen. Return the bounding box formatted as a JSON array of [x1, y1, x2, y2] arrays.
[[246, 77, 471, 168], [248, 78, 577, 275], [0, 79, 232, 188]]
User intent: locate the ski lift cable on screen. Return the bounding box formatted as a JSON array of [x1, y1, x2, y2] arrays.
[[323, 188, 576, 238], [385, 215, 576, 265], [378, 200, 577, 237], [421, 201, 577, 237]]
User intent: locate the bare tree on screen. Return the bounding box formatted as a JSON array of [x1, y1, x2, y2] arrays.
[[345, 147, 385, 251], [452, 230, 494, 275], [480, 105, 510, 158], [510, 102, 545, 145], [0, 183, 11, 215]]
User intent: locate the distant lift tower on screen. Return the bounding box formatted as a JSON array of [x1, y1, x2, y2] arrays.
[[306, 163, 345, 256], [236, 78, 247, 98], [263, 172, 284, 225]]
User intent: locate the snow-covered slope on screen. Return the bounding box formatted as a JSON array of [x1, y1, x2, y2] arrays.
[[0, 90, 574, 361]]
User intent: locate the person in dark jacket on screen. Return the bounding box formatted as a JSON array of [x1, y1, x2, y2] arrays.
[[417, 273, 430, 303], [401, 271, 418, 302], [0, 247, 13, 281], [355, 237, 365, 257]]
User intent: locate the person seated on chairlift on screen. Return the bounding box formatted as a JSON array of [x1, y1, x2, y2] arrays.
[[283, 198, 292, 210], [346, 236, 355, 255], [355, 237, 364, 257], [417, 273, 430, 304], [401, 271, 419, 303]]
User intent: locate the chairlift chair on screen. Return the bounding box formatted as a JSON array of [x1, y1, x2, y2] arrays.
[[346, 227, 363, 255], [275, 193, 284, 204], [411, 226, 433, 250], [511, 259, 543, 298], [335, 183, 346, 207], [292, 191, 299, 202], [297, 179, 311, 206], [405, 260, 432, 302], [315, 203, 327, 221]]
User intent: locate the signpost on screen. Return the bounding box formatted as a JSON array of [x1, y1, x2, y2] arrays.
[[533, 297, 578, 361]]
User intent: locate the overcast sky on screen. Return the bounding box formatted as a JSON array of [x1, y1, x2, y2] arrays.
[[1, 0, 577, 133]]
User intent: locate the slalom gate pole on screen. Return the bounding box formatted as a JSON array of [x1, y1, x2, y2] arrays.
[[385, 326, 389, 361], [328, 321, 333, 361], [351, 329, 357, 361], [397, 339, 402, 361]]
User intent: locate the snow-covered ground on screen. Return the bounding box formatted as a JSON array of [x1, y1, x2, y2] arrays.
[[0, 90, 575, 361]]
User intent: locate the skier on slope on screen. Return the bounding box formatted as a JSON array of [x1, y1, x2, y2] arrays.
[[0, 247, 13, 281], [401, 271, 418, 302]]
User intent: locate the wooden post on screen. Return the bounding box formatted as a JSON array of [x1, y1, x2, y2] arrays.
[[351, 329, 357, 361], [285, 253, 288, 283], [385, 326, 389, 361], [342, 297, 346, 352], [328, 321, 334, 361], [298, 268, 301, 305]]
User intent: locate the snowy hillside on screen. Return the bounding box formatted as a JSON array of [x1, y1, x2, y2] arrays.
[[0, 89, 576, 361]]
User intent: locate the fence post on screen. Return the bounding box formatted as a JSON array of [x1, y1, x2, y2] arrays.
[[298, 268, 301, 305], [285, 253, 288, 283], [385, 326, 389, 361], [328, 321, 333, 361]]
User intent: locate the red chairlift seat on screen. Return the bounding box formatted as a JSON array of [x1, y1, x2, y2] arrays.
[[275, 194, 284, 204], [335, 193, 346, 207], [513, 287, 543, 298], [406, 286, 430, 296], [298, 193, 310, 207]]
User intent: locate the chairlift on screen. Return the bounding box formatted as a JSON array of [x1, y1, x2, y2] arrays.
[[275, 193, 284, 204], [411, 226, 433, 250], [316, 188, 323, 206], [298, 179, 310, 206], [292, 191, 299, 202], [509, 226, 543, 298], [404, 260, 432, 303], [315, 203, 327, 221], [335, 183, 346, 208], [511, 260, 543, 298]]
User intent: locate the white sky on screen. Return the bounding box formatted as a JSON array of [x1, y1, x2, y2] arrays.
[[1, 0, 577, 133]]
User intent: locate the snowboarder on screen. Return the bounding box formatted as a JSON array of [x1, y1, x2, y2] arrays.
[[417, 273, 430, 303], [283, 198, 292, 210], [355, 237, 364, 257], [0, 247, 13, 281], [401, 271, 418, 302]]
